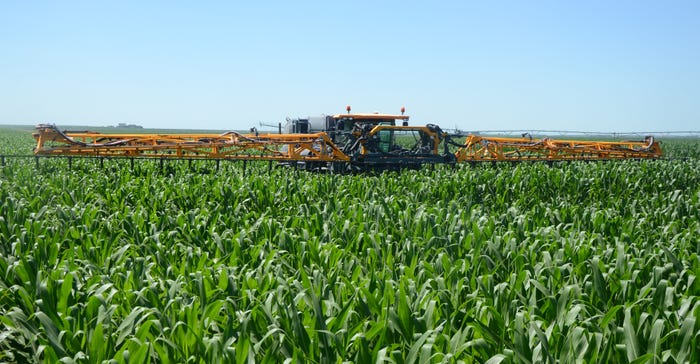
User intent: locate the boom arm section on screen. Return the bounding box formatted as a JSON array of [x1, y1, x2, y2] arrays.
[[454, 135, 662, 161], [33, 124, 349, 162]]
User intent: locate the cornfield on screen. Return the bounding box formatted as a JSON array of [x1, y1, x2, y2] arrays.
[[1, 127, 699, 363]]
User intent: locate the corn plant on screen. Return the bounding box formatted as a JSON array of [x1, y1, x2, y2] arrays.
[[0, 127, 699, 363]]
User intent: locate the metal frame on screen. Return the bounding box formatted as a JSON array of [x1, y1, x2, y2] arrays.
[[34, 125, 349, 162], [455, 135, 663, 161]]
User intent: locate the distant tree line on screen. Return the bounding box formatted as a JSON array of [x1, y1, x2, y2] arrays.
[[110, 123, 143, 128]]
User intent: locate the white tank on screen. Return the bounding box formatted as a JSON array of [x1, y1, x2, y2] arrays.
[[307, 116, 328, 132], [283, 115, 331, 134]]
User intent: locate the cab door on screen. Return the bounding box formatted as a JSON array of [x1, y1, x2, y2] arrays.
[[377, 129, 393, 153]]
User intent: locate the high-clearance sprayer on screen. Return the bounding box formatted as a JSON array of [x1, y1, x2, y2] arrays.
[[34, 107, 662, 172]]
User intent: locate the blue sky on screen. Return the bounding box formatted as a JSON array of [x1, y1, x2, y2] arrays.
[[1, 1, 698, 132]]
